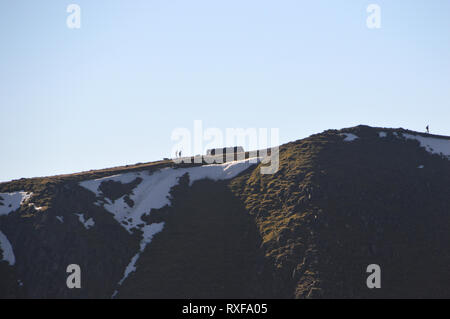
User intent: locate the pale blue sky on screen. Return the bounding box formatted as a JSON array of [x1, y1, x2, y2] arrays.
[[1, 0, 449, 182]]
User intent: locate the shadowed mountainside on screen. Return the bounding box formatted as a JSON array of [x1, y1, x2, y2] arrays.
[[0, 125, 449, 298]]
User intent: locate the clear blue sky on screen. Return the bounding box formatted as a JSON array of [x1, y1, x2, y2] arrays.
[[1, 0, 449, 182]]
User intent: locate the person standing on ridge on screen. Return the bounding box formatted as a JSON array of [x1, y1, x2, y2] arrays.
[[426, 125, 429, 134]]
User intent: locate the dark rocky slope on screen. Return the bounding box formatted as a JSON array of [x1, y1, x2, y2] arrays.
[[0, 125, 449, 298]]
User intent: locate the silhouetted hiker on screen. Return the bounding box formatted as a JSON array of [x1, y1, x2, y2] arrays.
[[426, 125, 429, 134], [175, 150, 178, 158], [179, 150, 182, 158]]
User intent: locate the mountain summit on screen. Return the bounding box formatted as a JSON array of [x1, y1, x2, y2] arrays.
[[1, 125, 449, 298]]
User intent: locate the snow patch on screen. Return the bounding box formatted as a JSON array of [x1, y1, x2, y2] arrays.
[[418, 165, 424, 169], [115, 222, 164, 289], [403, 134, 450, 159], [0, 192, 31, 216], [80, 158, 259, 297], [79, 174, 142, 198], [56, 216, 64, 223], [378, 132, 387, 138], [80, 158, 259, 234], [75, 213, 95, 229], [341, 133, 359, 142], [0, 231, 15, 266]]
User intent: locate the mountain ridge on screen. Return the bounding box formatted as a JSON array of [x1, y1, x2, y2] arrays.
[[1, 125, 449, 298], [1, 125, 448, 186]]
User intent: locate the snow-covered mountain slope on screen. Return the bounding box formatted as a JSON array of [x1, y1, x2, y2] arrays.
[[80, 158, 259, 234], [344, 130, 450, 159], [79, 158, 260, 295], [402, 133, 450, 158], [0, 192, 28, 267], [0, 192, 31, 216], [0, 125, 449, 299], [0, 231, 15, 266]]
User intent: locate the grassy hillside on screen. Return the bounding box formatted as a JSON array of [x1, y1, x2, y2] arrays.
[[232, 125, 450, 298]]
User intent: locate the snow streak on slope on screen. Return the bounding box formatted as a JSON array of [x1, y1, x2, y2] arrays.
[[403, 134, 450, 159], [75, 213, 95, 229], [0, 192, 31, 216], [79, 158, 260, 296], [0, 231, 15, 266], [0, 192, 28, 267], [80, 174, 138, 196], [341, 133, 359, 142], [80, 158, 259, 233]]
